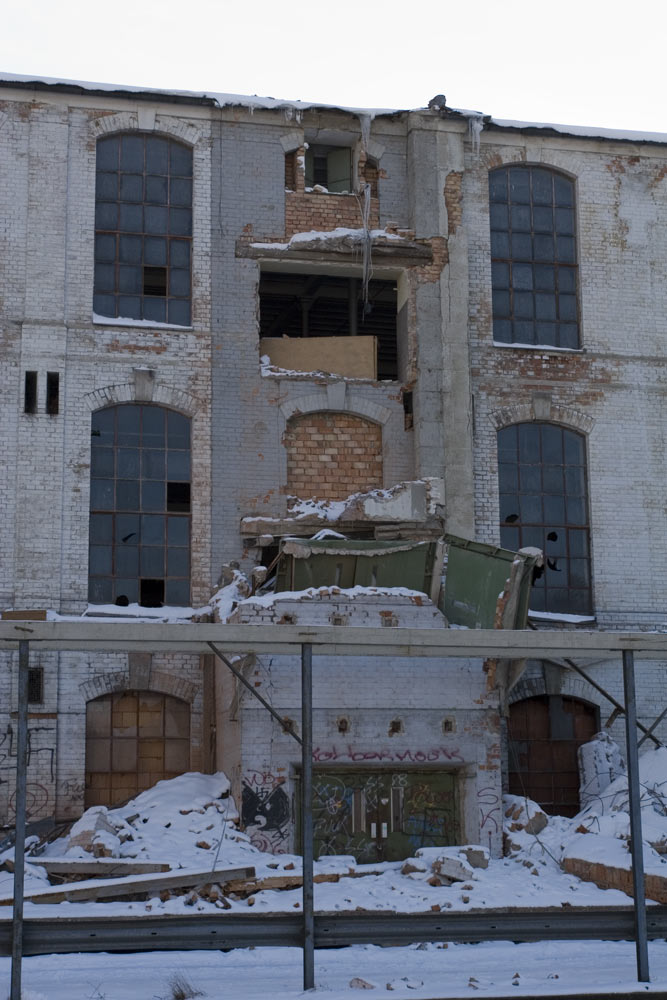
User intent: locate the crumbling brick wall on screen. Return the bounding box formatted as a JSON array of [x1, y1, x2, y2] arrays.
[[283, 412, 383, 499]]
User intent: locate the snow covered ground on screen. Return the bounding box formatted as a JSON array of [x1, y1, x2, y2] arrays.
[[3, 748, 667, 997]]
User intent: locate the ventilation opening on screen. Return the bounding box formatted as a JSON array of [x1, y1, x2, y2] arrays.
[[259, 272, 398, 379], [140, 578, 165, 607], [46, 372, 59, 415], [143, 266, 167, 297], [28, 667, 44, 704], [403, 390, 413, 430], [24, 371, 37, 414]]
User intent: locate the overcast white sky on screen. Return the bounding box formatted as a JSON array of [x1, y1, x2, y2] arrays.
[[1, 0, 665, 133]]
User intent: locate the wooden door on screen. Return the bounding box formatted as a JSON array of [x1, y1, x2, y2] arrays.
[[508, 695, 598, 816]]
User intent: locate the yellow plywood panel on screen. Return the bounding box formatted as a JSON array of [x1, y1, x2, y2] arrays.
[[260, 336, 377, 379]]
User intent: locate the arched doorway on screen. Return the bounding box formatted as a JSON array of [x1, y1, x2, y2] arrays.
[[508, 694, 598, 817], [85, 690, 190, 808]]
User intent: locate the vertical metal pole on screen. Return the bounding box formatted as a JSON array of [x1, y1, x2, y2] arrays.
[[11, 640, 30, 1000], [301, 642, 314, 991], [623, 648, 650, 982]]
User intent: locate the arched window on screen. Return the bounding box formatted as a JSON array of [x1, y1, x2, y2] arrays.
[[94, 133, 192, 325], [88, 404, 191, 607], [489, 165, 579, 348], [498, 423, 591, 614]]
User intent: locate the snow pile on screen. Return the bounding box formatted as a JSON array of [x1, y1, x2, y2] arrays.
[[43, 772, 258, 872], [209, 568, 251, 622], [504, 744, 667, 880]]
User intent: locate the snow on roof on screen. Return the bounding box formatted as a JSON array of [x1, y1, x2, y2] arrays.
[[0, 71, 401, 118], [3, 72, 667, 146], [488, 115, 667, 146]]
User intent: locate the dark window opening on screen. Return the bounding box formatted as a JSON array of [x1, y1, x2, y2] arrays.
[[489, 165, 579, 349], [167, 482, 191, 512], [46, 372, 59, 415], [24, 371, 37, 414], [88, 404, 191, 607], [402, 389, 413, 430], [284, 151, 297, 191], [94, 133, 192, 325], [259, 272, 398, 379], [143, 266, 167, 297], [305, 145, 352, 193], [498, 422, 591, 614], [140, 578, 165, 607], [28, 667, 44, 704]]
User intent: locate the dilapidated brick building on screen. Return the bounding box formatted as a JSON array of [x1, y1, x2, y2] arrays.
[[1, 73, 666, 857]]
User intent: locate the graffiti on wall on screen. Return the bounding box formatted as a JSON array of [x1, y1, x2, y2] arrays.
[[0, 723, 57, 821], [312, 745, 464, 764], [241, 768, 291, 854], [477, 784, 501, 849]]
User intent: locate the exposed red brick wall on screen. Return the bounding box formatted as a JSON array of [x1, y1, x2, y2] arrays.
[[284, 412, 383, 500], [562, 856, 667, 903], [284, 145, 380, 238], [285, 191, 379, 238]]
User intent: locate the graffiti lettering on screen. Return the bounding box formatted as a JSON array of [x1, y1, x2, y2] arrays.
[[311, 744, 464, 764], [477, 785, 501, 837], [242, 772, 291, 855]]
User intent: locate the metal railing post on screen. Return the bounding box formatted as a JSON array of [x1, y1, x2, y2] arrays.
[[10, 639, 30, 1000], [623, 648, 650, 982], [301, 642, 314, 990]]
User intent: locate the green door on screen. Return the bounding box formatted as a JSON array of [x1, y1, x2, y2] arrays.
[[310, 769, 457, 863]]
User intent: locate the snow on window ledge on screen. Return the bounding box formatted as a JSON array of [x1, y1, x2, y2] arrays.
[[92, 312, 193, 331], [492, 340, 583, 354], [528, 610, 596, 624]]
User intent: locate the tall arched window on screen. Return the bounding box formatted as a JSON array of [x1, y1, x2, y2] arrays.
[[498, 423, 591, 614], [94, 133, 192, 325], [89, 404, 191, 607], [489, 165, 579, 348]]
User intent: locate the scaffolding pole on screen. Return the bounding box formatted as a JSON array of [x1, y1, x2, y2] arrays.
[[301, 642, 314, 991], [623, 649, 649, 982], [10, 639, 30, 1000]]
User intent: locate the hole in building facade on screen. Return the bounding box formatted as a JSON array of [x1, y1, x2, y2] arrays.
[[259, 272, 398, 379]]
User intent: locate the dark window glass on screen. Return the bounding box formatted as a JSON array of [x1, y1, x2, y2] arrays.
[[498, 423, 591, 614], [89, 405, 191, 607], [94, 133, 192, 324], [489, 166, 579, 348]]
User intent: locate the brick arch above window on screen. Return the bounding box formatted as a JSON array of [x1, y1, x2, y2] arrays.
[[489, 400, 594, 435], [284, 411, 383, 501], [80, 669, 198, 705], [83, 382, 200, 416], [280, 391, 391, 425], [91, 111, 202, 147]]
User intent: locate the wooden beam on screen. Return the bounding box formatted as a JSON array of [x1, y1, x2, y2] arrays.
[[0, 865, 255, 905]]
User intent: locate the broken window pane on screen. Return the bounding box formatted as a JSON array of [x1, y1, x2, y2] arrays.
[[94, 134, 192, 323], [489, 165, 579, 347], [498, 423, 591, 614], [88, 405, 191, 607]]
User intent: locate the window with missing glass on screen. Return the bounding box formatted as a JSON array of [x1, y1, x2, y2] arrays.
[[89, 404, 191, 608], [498, 423, 591, 614], [489, 166, 579, 349], [94, 134, 192, 326]]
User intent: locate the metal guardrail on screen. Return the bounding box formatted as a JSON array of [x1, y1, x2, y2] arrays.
[[2, 906, 667, 956]]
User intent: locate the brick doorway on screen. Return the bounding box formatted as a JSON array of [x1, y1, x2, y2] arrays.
[[85, 691, 191, 808], [508, 695, 598, 817]]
